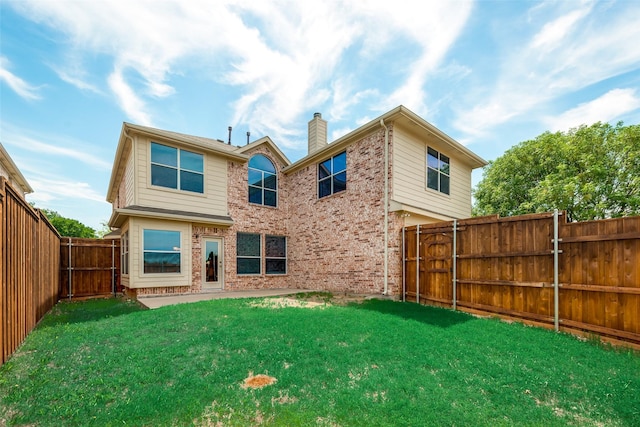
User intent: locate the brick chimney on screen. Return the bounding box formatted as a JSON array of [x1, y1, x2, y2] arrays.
[[308, 112, 327, 155]]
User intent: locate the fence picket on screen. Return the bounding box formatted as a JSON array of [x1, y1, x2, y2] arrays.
[[405, 212, 640, 348], [59, 238, 120, 299], [1, 178, 60, 365]]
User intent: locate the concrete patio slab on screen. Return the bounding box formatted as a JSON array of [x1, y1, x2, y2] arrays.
[[138, 288, 316, 309]]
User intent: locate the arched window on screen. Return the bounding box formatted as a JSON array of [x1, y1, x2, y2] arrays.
[[248, 154, 277, 207]]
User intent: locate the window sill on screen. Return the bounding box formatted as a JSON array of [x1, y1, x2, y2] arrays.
[[148, 184, 207, 198], [317, 189, 347, 201], [424, 186, 451, 198], [248, 202, 279, 209]]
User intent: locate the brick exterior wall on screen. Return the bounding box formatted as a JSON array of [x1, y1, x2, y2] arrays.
[[286, 126, 401, 295]]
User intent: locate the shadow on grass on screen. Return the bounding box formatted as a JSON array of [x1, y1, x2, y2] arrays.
[[353, 298, 474, 328], [37, 297, 145, 328]]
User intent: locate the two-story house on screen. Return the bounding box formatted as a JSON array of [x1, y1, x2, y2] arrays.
[[106, 105, 487, 298]]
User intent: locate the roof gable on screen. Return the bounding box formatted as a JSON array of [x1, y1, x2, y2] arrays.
[[106, 122, 250, 203], [0, 142, 33, 194], [284, 105, 487, 174], [235, 136, 291, 167]]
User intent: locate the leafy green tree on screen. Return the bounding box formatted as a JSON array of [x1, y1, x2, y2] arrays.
[[96, 221, 114, 239], [40, 209, 97, 238], [473, 122, 640, 222]]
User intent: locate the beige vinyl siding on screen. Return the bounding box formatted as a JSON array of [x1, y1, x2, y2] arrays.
[[124, 149, 135, 206], [134, 137, 228, 216], [128, 218, 191, 289], [392, 126, 473, 219]]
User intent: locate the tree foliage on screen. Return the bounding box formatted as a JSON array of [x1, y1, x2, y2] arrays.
[[40, 209, 97, 238], [473, 122, 640, 222]]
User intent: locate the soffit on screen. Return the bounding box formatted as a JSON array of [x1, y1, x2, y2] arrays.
[[108, 205, 234, 228]]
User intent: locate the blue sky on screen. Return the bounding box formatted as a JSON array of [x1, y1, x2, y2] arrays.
[[1, 0, 639, 231]]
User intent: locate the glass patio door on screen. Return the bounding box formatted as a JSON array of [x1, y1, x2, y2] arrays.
[[203, 238, 223, 289]]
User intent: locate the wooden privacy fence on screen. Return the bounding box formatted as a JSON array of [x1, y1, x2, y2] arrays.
[[60, 238, 121, 299], [403, 212, 640, 347], [1, 178, 60, 365]]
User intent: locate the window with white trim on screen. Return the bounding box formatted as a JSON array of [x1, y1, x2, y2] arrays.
[[318, 151, 346, 198], [265, 235, 286, 275], [248, 154, 277, 207], [143, 229, 181, 274], [150, 142, 204, 193], [237, 232, 261, 275], [427, 147, 450, 195]]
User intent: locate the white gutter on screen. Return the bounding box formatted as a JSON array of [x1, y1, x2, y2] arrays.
[[380, 119, 389, 295]]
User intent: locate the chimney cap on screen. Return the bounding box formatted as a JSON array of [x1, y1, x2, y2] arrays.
[[313, 112, 322, 118]]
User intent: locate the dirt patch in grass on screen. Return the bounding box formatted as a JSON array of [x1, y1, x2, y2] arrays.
[[250, 297, 327, 309], [250, 292, 375, 309], [241, 373, 277, 389]]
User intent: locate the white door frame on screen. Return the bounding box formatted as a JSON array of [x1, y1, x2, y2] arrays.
[[202, 237, 224, 290]]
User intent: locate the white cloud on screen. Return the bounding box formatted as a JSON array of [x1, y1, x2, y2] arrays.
[[530, 3, 593, 50], [382, 0, 473, 117], [1, 122, 112, 170], [546, 88, 640, 131], [9, 0, 473, 149], [55, 68, 101, 93], [51, 59, 102, 94], [27, 178, 106, 204], [0, 56, 42, 100], [108, 68, 153, 126], [454, 1, 640, 139]]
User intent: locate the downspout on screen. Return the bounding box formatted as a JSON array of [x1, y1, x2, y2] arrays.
[[380, 119, 389, 295]]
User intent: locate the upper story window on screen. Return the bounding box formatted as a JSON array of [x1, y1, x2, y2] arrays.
[[150, 142, 204, 193], [427, 147, 450, 195], [248, 154, 277, 207], [143, 229, 181, 274], [318, 151, 346, 198]]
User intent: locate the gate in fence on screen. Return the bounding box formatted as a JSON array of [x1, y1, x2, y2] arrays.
[[403, 211, 640, 347], [60, 238, 121, 299]]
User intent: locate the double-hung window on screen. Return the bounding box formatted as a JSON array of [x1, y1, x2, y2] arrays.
[[318, 151, 346, 198], [265, 235, 286, 275], [143, 229, 181, 274], [150, 142, 204, 193], [236, 233, 287, 275], [237, 232, 261, 275], [248, 154, 277, 207], [427, 147, 450, 195]]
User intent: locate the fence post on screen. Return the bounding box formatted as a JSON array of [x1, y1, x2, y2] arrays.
[[452, 219, 457, 311], [67, 238, 72, 300], [416, 224, 420, 304], [553, 209, 559, 332], [402, 227, 406, 303], [111, 239, 115, 295]]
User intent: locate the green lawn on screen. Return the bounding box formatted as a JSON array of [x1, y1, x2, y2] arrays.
[[1, 295, 639, 426]]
